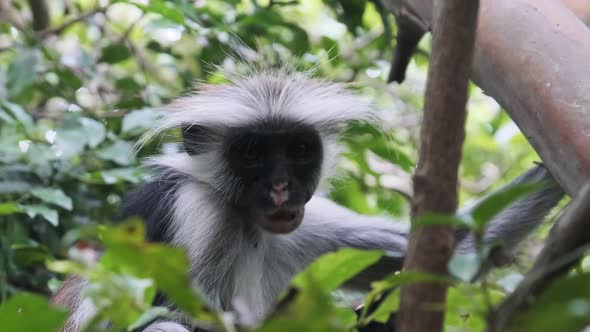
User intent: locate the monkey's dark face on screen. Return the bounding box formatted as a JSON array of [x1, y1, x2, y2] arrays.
[[223, 125, 323, 234]]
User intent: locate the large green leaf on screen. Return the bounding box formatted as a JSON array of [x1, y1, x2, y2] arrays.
[[99, 220, 206, 318], [0, 293, 67, 332], [292, 248, 383, 293]]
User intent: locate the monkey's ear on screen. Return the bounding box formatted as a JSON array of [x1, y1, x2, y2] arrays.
[[181, 124, 220, 155]]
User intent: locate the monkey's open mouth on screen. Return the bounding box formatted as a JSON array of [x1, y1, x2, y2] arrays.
[[257, 207, 304, 234]]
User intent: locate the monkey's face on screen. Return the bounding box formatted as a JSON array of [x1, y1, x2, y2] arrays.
[[223, 125, 323, 234]]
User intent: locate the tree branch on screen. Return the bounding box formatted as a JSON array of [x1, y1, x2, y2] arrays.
[[380, 0, 590, 196], [27, 0, 50, 31], [396, 1, 479, 332], [487, 182, 590, 332], [39, 6, 107, 38]]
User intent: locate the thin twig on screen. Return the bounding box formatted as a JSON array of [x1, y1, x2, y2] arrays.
[[39, 6, 108, 38]]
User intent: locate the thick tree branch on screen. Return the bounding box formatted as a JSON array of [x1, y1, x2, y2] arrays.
[[396, 1, 479, 332], [380, 0, 590, 196], [562, 0, 590, 25], [487, 183, 590, 332], [28, 0, 50, 31]]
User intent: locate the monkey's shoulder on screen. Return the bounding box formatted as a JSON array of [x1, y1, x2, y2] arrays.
[[117, 171, 188, 243]]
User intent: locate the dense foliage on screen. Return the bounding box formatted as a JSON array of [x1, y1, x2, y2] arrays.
[[0, 0, 577, 331]]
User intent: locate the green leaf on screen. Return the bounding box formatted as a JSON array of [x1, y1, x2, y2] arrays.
[[22, 204, 59, 226], [31, 188, 73, 211], [56, 68, 83, 90], [115, 77, 142, 92], [127, 0, 185, 25], [0, 202, 23, 215], [445, 284, 503, 331], [7, 49, 39, 98], [0, 293, 67, 332], [80, 117, 107, 148], [96, 140, 135, 165], [368, 289, 399, 323], [292, 248, 383, 293], [99, 220, 206, 317], [99, 43, 131, 64], [54, 127, 89, 158], [513, 273, 590, 331], [122, 109, 162, 137], [1, 101, 33, 132], [470, 181, 547, 230]]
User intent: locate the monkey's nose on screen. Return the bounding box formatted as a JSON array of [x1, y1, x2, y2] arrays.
[[270, 182, 289, 206], [272, 182, 288, 192]]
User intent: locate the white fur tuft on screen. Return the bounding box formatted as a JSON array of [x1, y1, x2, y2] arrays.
[[137, 67, 375, 153]]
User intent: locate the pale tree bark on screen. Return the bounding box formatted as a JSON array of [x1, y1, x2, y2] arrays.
[[397, 1, 479, 332], [562, 0, 590, 25], [381, 0, 590, 197]]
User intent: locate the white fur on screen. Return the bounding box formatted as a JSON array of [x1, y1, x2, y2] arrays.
[[137, 68, 374, 154]]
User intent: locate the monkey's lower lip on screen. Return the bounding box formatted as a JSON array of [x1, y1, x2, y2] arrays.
[[257, 208, 304, 234]]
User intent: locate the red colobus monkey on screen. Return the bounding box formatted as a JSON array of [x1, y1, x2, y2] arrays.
[[52, 59, 563, 332]]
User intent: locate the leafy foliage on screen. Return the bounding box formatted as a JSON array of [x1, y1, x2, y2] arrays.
[[0, 0, 562, 331]]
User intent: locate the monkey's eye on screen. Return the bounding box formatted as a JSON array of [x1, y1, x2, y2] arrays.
[[291, 142, 309, 160]]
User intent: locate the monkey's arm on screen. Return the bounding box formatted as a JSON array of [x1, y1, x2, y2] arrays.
[[295, 164, 564, 289]]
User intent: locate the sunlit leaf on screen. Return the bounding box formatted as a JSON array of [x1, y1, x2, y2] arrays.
[[368, 289, 398, 323], [125, 0, 185, 25], [99, 220, 206, 317], [0, 202, 23, 215], [292, 248, 383, 293]]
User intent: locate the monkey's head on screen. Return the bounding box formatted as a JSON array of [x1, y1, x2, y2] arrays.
[[140, 65, 373, 234]]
